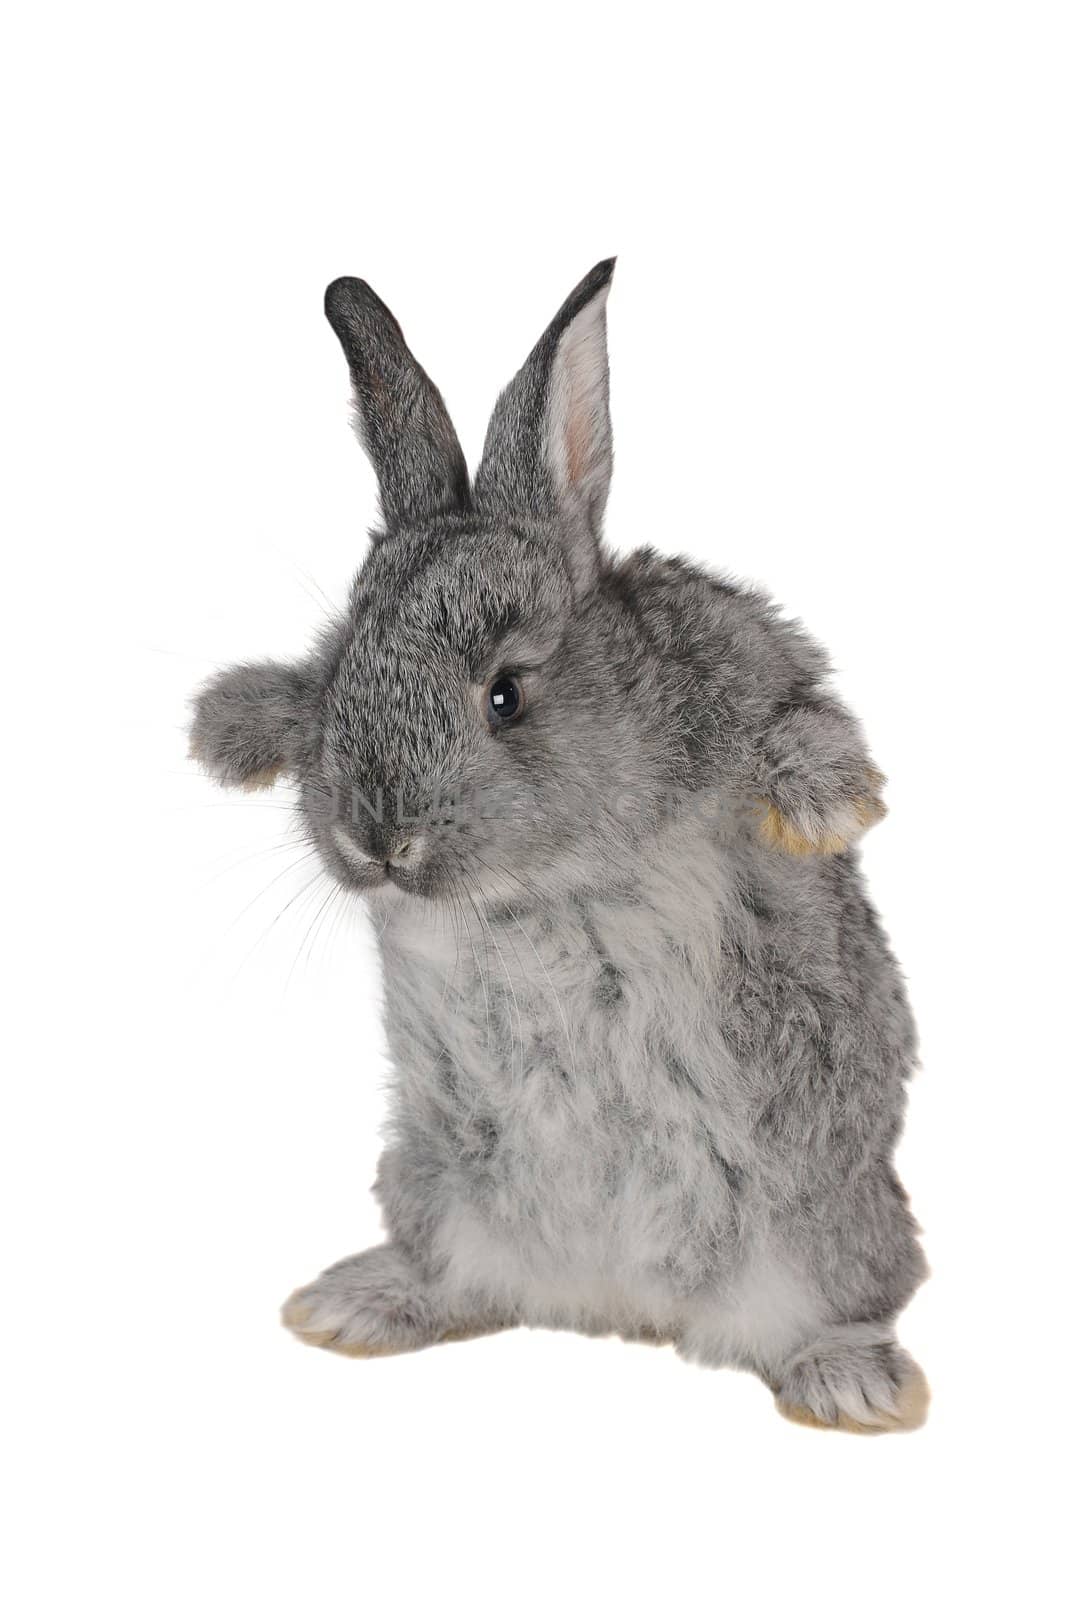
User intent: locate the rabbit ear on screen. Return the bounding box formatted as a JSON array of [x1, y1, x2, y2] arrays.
[[475, 259, 616, 592], [325, 278, 471, 531]]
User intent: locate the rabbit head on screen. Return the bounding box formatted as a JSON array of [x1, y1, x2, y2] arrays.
[[191, 261, 677, 903]]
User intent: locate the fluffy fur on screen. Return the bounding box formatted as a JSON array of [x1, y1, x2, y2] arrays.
[[191, 261, 928, 1432]]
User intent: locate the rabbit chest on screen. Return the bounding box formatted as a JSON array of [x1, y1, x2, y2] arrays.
[[377, 841, 757, 1316]]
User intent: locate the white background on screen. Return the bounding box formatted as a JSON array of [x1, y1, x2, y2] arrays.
[[5, 4, 1065, 1596]]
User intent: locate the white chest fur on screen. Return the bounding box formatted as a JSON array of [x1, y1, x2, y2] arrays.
[[373, 826, 771, 1336]]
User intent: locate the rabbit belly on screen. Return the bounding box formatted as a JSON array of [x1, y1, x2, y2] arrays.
[[376, 837, 919, 1354], [378, 878, 788, 1343]]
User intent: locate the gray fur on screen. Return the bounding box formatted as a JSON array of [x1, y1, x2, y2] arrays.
[[192, 264, 928, 1430]]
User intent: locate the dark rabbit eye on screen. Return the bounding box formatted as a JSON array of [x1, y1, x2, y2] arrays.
[[486, 675, 525, 726]]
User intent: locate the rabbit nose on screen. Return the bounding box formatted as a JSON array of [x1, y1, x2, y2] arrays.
[[384, 834, 427, 869], [332, 824, 422, 871]]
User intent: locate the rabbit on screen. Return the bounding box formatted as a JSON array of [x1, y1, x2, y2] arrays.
[[190, 259, 929, 1433]]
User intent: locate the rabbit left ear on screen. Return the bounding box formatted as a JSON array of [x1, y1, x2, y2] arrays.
[[325, 277, 471, 532], [476, 259, 616, 593]]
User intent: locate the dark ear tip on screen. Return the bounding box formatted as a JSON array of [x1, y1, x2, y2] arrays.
[[324, 277, 403, 343], [324, 275, 370, 322], [586, 257, 617, 293], [547, 258, 616, 333]]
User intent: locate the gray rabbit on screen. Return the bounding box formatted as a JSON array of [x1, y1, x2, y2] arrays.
[[191, 261, 929, 1433]]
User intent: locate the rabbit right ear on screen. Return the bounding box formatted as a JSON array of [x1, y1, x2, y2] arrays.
[[325, 278, 471, 533]]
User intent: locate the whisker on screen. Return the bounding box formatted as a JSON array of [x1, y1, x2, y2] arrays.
[[164, 800, 298, 814], [287, 879, 344, 991], [323, 877, 360, 968], [218, 848, 321, 941], [256, 539, 345, 625], [232, 868, 327, 984], [202, 835, 316, 884]]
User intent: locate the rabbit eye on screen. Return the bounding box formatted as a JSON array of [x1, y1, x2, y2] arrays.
[[486, 675, 524, 726]]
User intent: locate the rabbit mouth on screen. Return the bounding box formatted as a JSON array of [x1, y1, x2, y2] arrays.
[[329, 823, 445, 898]]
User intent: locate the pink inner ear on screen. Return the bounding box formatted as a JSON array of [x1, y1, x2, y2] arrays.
[[566, 404, 592, 488]]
